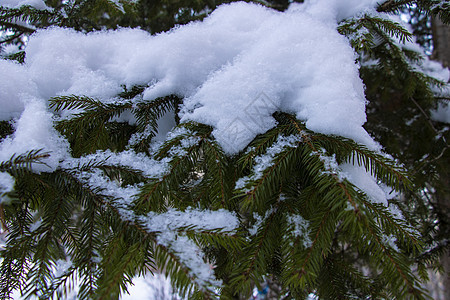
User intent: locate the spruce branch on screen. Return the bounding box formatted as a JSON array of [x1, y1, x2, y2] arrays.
[[0, 149, 51, 180], [362, 199, 422, 253], [236, 137, 302, 213], [201, 138, 231, 209], [377, 0, 411, 13], [229, 205, 281, 297], [283, 209, 336, 289], [136, 123, 212, 213]]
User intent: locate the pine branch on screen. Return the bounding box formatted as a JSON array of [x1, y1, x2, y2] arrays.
[[0, 149, 50, 176], [315, 134, 412, 191], [237, 125, 286, 172], [282, 209, 337, 290], [136, 125, 211, 213], [366, 201, 421, 251], [51, 95, 134, 156], [185, 228, 245, 253], [130, 95, 180, 153], [365, 222, 428, 299], [236, 136, 302, 213], [315, 254, 375, 299], [229, 206, 281, 297], [96, 239, 144, 299], [98, 164, 147, 187], [23, 181, 77, 298], [377, 0, 411, 13], [151, 242, 217, 299], [201, 138, 232, 209], [0, 243, 32, 299]]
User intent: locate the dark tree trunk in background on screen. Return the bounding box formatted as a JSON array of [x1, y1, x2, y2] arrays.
[[431, 16, 450, 300], [432, 17, 450, 67]]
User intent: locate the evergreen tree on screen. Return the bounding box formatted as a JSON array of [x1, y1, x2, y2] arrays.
[[0, 0, 449, 299]]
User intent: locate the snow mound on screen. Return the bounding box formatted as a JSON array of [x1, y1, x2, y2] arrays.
[[1, 0, 51, 10], [0, 0, 384, 160]]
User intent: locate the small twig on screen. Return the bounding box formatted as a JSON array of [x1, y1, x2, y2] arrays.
[[0, 32, 24, 44], [0, 203, 8, 232], [377, 0, 409, 12], [410, 97, 446, 142], [409, 97, 449, 174], [1, 22, 35, 33], [427, 144, 450, 164], [60, 0, 81, 28]]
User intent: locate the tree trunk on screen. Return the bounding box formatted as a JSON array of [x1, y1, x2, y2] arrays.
[[431, 16, 450, 300], [432, 17, 450, 67]]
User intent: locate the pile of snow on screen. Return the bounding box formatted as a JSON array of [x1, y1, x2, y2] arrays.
[[0, 0, 387, 161], [121, 274, 183, 300], [1, 0, 51, 10], [0, 98, 69, 171]]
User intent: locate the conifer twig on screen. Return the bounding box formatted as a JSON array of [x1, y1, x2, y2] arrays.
[[0, 32, 24, 44], [410, 97, 441, 138], [0, 204, 7, 232]]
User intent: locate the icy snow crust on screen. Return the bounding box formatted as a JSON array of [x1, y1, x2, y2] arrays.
[[0, 0, 384, 159]]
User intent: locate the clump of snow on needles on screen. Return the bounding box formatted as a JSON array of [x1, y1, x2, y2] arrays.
[[0, 98, 69, 171], [339, 163, 390, 206], [236, 134, 302, 190], [1, 0, 51, 10], [0, 0, 385, 161], [140, 208, 239, 291]]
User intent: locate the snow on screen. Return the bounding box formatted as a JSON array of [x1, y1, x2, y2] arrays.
[[235, 135, 302, 190], [314, 149, 343, 180], [83, 168, 140, 203], [340, 163, 389, 206], [0, 171, 14, 198], [0, 60, 35, 120], [140, 208, 239, 291], [248, 212, 264, 236], [420, 59, 450, 125], [142, 208, 239, 236], [181, 1, 380, 152], [422, 60, 450, 124], [0, 0, 384, 159], [286, 214, 312, 248], [0, 0, 51, 10], [432, 102, 450, 123], [381, 234, 399, 252], [61, 149, 170, 179], [297, 0, 382, 22], [248, 208, 275, 236], [0, 97, 70, 171], [54, 257, 73, 278], [29, 218, 42, 232], [121, 274, 184, 300]]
